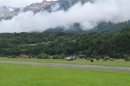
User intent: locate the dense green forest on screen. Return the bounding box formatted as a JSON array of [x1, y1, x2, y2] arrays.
[[0, 28, 130, 59]]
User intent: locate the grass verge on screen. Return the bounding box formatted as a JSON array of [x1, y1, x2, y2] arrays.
[[0, 63, 130, 86]]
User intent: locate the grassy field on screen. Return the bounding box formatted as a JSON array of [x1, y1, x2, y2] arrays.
[[0, 63, 130, 86], [0, 57, 130, 67]]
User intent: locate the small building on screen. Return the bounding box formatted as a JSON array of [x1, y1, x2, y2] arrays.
[[76, 55, 87, 59], [19, 54, 28, 58]]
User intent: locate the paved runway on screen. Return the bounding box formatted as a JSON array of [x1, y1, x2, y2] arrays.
[[0, 61, 130, 71]]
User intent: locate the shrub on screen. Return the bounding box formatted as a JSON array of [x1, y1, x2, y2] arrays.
[[95, 56, 101, 60], [109, 58, 114, 61], [52, 55, 60, 59], [103, 56, 110, 61], [7, 55, 16, 58], [103, 58, 108, 61], [37, 53, 50, 59], [51, 54, 66, 59], [28, 56, 32, 59], [124, 54, 130, 61], [59, 54, 66, 59], [7, 56, 11, 58], [87, 57, 92, 60]]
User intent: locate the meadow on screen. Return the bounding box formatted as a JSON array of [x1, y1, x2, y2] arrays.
[[0, 63, 130, 86]]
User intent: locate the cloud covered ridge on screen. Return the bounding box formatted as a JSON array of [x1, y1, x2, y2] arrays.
[[0, 0, 130, 32]]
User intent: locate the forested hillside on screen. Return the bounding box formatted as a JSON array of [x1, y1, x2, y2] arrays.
[[0, 27, 130, 59], [94, 20, 130, 33], [45, 21, 130, 34]]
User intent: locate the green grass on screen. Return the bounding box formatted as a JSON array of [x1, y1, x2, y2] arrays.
[[0, 57, 130, 67], [0, 63, 130, 86]]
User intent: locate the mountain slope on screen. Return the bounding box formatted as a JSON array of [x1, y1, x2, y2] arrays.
[[0, 6, 20, 20], [0, 0, 92, 20]]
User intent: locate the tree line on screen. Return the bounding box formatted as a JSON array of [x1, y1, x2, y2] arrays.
[[0, 28, 130, 60]]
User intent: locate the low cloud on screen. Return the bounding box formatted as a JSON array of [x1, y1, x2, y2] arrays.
[[1, 0, 130, 32]]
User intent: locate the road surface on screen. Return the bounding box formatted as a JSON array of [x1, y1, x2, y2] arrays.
[[0, 61, 130, 71]]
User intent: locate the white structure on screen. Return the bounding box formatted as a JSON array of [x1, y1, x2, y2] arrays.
[[64, 56, 75, 61]]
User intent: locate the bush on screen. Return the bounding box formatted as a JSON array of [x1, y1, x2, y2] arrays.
[[7, 55, 16, 58], [7, 56, 11, 58], [103, 58, 108, 61], [103, 56, 110, 61], [37, 53, 50, 59], [124, 54, 130, 61], [28, 56, 32, 59], [51, 54, 66, 59], [59, 54, 66, 59], [109, 58, 114, 61], [52, 55, 60, 59], [87, 57, 92, 60], [95, 56, 101, 60]]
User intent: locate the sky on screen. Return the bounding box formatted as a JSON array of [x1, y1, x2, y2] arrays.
[[0, 0, 130, 33]]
